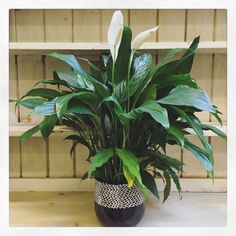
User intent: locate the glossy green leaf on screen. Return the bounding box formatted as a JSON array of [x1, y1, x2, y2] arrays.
[[22, 88, 61, 99], [168, 125, 185, 148], [184, 139, 213, 172], [17, 98, 47, 109], [163, 172, 171, 203], [141, 170, 159, 199], [158, 85, 216, 113], [121, 100, 169, 129], [88, 149, 114, 177], [18, 124, 41, 141], [201, 124, 227, 140], [40, 115, 58, 139]]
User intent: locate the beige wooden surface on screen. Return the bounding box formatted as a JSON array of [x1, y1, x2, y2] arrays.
[[8, 9, 227, 186], [45, 10, 73, 42], [158, 10, 186, 42], [9, 191, 226, 227]]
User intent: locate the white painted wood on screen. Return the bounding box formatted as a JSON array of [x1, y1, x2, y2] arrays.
[[9, 178, 226, 192], [9, 41, 227, 55], [9, 122, 227, 137], [9, 192, 226, 226]]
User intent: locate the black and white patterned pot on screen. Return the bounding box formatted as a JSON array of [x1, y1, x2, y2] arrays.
[[94, 180, 145, 226]]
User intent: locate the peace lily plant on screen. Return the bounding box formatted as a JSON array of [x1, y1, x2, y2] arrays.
[[15, 11, 226, 204]]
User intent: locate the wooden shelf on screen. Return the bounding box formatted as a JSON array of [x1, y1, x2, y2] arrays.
[[9, 41, 227, 55], [9, 191, 226, 227], [9, 122, 227, 137]]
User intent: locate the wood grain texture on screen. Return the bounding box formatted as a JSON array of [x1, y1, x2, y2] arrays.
[[101, 9, 128, 43], [211, 137, 227, 178], [186, 10, 214, 41], [9, 192, 226, 227], [17, 55, 44, 123], [182, 137, 208, 178], [45, 10, 72, 42], [73, 10, 101, 42], [212, 54, 227, 122], [9, 138, 21, 178], [48, 137, 74, 177], [130, 10, 157, 42], [158, 10, 185, 42], [9, 55, 18, 123], [9, 9, 16, 42], [215, 10, 227, 41], [21, 138, 47, 177], [15, 9, 44, 42], [191, 55, 213, 122]]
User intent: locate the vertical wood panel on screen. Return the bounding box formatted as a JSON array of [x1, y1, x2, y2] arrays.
[[9, 9, 16, 42], [49, 137, 74, 177], [191, 55, 212, 121], [130, 10, 157, 42], [21, 138, 47, 177], [17, 55, 44, 123], [9, 138, 21, 178], [215, 10, 227, 41], [73, 10, 101, 42], [101, 10, 128, 43], [15, 10, 44, 42], [182, 137, 207, 178], [45, 10, 72, 42], [212, 54, 227, 121], [75, 145, 90, 177], [9, 55, 18, 124], [211, 137, 227, 178], [186, 10, 214, 41], [158, 10, 185, 42]]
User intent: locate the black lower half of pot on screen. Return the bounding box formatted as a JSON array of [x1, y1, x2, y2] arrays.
[[94, 201, 145, 227]]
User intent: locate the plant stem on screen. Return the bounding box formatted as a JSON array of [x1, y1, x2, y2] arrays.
[[112, 46, 116, 88]]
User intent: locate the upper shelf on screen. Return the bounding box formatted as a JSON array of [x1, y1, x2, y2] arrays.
[[9, 122, 227, 137], [9, 41, 227, 55]]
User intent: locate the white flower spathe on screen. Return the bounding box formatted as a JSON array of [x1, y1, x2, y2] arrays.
[[131, 26, 159, 50], [107, 10, 124, 62]]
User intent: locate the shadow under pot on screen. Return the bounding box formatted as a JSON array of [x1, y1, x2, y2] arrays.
[[94, 180, 145, 226]]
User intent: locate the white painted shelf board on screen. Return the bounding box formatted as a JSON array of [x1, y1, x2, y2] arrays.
[[9, 122, 227, 137], [9, 41, 227, 54], [9, 191, 227, 227]]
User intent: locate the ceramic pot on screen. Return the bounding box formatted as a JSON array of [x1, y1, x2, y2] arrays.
[[94, 180, 145, 226]]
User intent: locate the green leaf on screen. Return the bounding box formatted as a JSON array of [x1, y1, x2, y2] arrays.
[[65, 135, 91, 152], [163, 172, 171, 203], [201, 124, 227, 140], [141, 170, 159, 199], [168, 125, 185, 148], [158, 85, 216, 113], [121, 100, 169, 129], [123, 165, 135, 187], [22, 88, 61, 99], [88, 149, 114, 177], [17, 98, 47, 109], [113, 54, 153, 103], [40, 115, 58, 139], [171, 106, 213, 160], [115, 148, 143, 188], [157, 74, 198, 89], [114, 26, 132, 84], [184, 139, 213, 172], [18, 124, 40, 141]]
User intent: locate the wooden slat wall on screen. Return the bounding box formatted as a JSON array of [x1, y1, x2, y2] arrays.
[[9, 9, 227, 182]]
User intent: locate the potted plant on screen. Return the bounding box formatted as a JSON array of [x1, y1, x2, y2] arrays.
[[14, 10, 226, 226]]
